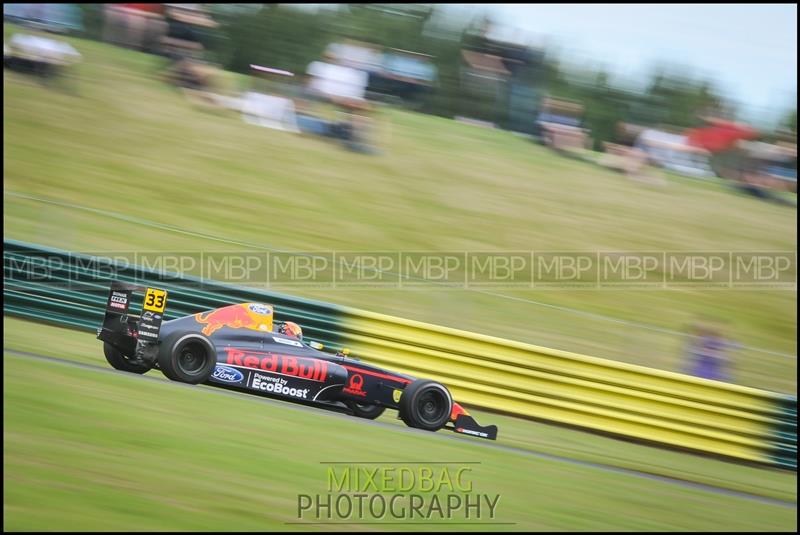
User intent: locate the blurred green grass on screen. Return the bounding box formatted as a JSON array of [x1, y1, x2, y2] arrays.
[[2, 24, 796, 393], [2, 317, 796, 531], [3, 316, 797, 505]]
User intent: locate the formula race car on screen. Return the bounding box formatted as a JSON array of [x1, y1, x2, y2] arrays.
[[96, 283, 498, 440]]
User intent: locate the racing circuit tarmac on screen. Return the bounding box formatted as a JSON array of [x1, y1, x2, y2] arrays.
[[4, 347, 796, 511]]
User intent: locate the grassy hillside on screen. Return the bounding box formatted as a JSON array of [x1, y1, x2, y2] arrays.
[[3, 25, 796, 392]]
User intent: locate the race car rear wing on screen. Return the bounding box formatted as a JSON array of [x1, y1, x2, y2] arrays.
[[97, 282, 168, 358]]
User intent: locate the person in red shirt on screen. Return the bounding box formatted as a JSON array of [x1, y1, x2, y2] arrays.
[[685, 116, 759, 154]]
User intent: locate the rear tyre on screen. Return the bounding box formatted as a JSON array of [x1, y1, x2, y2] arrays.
[[346, 401, 386, 420], [104, 342, 152, 374], [157, 332, 216, 384], [398, 379, 453, 432]]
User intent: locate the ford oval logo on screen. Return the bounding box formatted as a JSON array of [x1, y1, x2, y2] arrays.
[[249, 304, 272, 315], [212, 366, 244, 383]]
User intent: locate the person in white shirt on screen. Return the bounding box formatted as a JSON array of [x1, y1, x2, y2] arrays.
[[306, 53, 369, 106], [304, 50, 376, 153]]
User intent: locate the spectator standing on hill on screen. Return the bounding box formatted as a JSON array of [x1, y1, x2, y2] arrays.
[[683, 322, 740, 383]]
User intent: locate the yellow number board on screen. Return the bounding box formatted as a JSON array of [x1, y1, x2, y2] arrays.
[[143, 288, 167, 313]]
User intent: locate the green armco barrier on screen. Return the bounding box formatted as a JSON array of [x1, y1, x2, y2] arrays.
[[3, 239, 796, 469], [3, 239, 349, 349]]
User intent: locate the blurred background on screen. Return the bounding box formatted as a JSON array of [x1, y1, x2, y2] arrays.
[[3, 3, 797, 532], [3, 3, 796, 392]]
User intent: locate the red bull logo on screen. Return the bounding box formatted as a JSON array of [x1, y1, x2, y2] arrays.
[[225, 348, 328, 382], [194, 303, 274, 336]]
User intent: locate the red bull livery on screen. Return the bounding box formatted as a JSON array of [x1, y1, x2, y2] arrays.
[[194, 303, 274, 336], [96, 282, 498, 439]]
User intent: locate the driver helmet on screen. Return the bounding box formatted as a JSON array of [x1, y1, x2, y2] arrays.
[[279, 321, 303, 340]]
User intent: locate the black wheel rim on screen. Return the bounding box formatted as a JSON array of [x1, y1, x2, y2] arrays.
[[416, 389, 448, 426], [177, 342, 207, 375]]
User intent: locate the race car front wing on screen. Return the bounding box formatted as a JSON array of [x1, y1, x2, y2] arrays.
[[449, 414, 498, 440]]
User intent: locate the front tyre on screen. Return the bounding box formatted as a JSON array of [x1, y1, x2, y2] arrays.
[[399, 379, 453, 432], [104, 342, 152, 374], [346, 401, 386, 420], [157, 332, 216, 384]]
